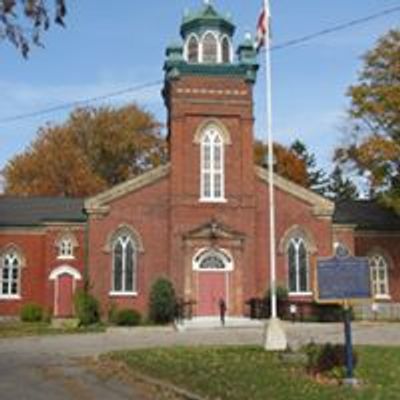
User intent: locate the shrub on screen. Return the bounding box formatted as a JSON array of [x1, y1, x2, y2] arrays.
[[265, 285, 289, 302], [305, 342, 358, 376], [114, 309, 142, 326], [264, 285, 289, 319], [108, 302, 118, 324], [20, 303, 43, 322], [149, 278, 176, 324], [73, 290, 100, 326]]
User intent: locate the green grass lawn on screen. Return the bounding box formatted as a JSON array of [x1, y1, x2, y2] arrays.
[[109, 346, 400, 400], [0, 321, 105, 338]]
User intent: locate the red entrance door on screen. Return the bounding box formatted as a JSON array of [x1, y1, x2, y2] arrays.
[[198, 272, 227, 316], [57, 274, 74, 317]]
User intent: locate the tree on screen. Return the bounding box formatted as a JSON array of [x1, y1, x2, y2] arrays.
[[0, 0, 66, 57], [254, 140, 308, 187], [335, 29, 400, 211], [325, 166, 359, 201], [3, 104, 167, 197], [290, 139, 329, 195]]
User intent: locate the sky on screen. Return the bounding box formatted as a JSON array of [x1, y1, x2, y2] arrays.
[[0, 0, 399, 184]]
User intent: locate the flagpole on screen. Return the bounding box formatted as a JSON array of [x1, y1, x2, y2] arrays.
[[262, 0, 287, 351], [263, 0, 277, 320]]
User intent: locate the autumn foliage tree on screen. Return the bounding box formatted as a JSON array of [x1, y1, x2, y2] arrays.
[[254, 140, 308, 187], [3, 104, 167, 197], [0, 0, 67, 57], [335, 29, 400, 212]]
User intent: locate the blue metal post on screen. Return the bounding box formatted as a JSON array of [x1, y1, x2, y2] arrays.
[[343, 306, 354, 379]]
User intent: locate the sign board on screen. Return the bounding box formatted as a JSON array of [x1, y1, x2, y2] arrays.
[[316, 255, 371, 304]]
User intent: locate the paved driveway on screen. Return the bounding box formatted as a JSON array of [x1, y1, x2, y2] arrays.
[[1, 322, 400, 399]]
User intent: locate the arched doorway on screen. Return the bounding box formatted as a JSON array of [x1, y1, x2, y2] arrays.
[[49, 266, 82, 318], [193, 248, 234, 316]]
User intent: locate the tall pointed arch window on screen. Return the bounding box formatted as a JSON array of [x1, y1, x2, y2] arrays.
[[202, 32, 218, 63], [369, 254, 390, 298], [288, 238, 310, 294], [112, 235, 137, 294], [1, 249, 22, 298], [200, 127, 225, 201], [187, 35, 199, 63], [221, 36, 231, 63]]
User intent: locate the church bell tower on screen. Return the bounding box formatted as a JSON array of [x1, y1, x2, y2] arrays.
[[163, 0, 259, 204]]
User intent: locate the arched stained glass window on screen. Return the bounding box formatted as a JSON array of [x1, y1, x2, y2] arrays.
[[200, 127, 224, 201], [202, 32, 218, 63], [288, 238, 309, 293], [112, 235, 137, 294], [369, 254, 390, 297]]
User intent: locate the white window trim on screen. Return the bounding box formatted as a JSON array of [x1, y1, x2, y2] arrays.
[[200, 128, 226, 202], [374, 294, 391, 300], [109, 291, 138, 297], [185, 33, 200, 63], [289, 292, 313, 297], [199, 197, 227, 204], [0, 294, 21, 300], [57, 255, 75, 261]]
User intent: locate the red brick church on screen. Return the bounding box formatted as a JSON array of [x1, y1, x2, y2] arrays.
[[1, 2, 399, 320]]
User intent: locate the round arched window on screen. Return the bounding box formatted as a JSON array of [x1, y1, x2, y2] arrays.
[[193, 248, 233, 271], [202, 32, 218, 64]]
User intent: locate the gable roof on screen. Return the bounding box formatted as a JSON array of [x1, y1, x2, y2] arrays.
[[0, 197, 86, 227], [85, 164, 170, 214], [255, 166, 334, 217], [333, 200, 400, 231]]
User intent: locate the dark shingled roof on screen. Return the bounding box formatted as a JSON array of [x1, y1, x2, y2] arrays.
[[0, 197, 86, 227], [333, 200, 400, 231]]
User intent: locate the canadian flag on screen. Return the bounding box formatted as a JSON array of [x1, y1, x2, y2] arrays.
[[256, 2, 271, 51]]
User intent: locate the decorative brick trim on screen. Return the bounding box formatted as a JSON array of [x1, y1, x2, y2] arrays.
[[85, 164, 170, 213], [176, 87, 247, 97], [255, 166, 334, 217], [104, 224, 145, 253], [278, 225, 318, 255], [0, 243, 26, 268], [355, 231, 400, 237], [193, 118, 232, 145]]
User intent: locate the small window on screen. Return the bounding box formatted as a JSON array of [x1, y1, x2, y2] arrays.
[[187, 35, 199, 63], [112, 235, 137, 294], [221, 36, 231, 63], [202, 32, 218, 63], [288, 238, 309, 294], [1, 251, 21, 298], [59, 239, 74, 259], [369, 254, 390, 297]]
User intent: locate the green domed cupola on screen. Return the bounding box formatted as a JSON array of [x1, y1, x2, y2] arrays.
[[181, 0, 235, 64], [164, 0, 259, 83]]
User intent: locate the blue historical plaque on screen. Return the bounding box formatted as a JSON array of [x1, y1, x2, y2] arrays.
[[317, 256, 371, 302]]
